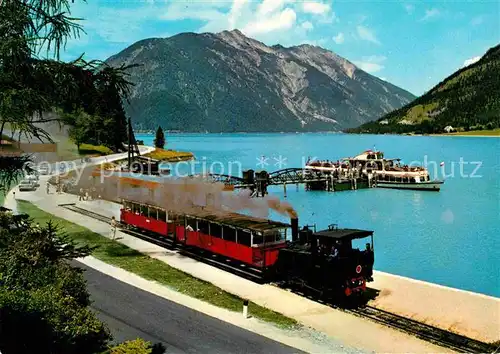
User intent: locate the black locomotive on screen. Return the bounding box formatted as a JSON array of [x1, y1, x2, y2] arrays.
[[275, 219, 374, 299]]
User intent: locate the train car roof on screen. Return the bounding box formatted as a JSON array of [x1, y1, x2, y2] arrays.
[[185, 209, 290, 232], [314, 228, 373, 240], [121, 198, 289, 232]]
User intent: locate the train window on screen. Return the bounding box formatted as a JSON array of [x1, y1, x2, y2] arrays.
[[252, 232, 263, 245], [238, 230, 251, 246], [198, 220, 209, 234], [210, 223, 222, 238], [132, 203, 139, 214], [149, 207, 158, 220], [140, 205, 148, 215], [186, 217, 197, 230], [264, 231, 278, 243], [224, 227, 236, 242], [158, 209, 166, 222]]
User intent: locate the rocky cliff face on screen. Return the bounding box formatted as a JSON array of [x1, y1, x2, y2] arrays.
[[106, 29, 415, 132]]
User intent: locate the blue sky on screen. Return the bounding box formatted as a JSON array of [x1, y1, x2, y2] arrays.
[[61, 0, 499, 95]]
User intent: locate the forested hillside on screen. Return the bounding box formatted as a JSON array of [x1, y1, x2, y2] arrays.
[[347, 44, 500, 134]]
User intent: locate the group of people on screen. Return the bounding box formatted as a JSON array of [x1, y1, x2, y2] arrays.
[[78, 187, 98, 201], [46, 181, 64, 194]]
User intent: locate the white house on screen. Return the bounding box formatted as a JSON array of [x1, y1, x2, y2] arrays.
[[444, 125, 455, 133]]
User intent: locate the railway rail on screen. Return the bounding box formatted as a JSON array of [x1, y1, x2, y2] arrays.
[[346, 306, 497, 353], [59, 203, 498, 354]]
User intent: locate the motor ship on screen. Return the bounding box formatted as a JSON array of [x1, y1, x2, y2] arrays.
[[305, 150, 444, 191]]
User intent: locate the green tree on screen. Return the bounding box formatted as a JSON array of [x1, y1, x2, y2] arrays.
[[154, 126, 165, 149], [0, 213, 110, 353], [106, 339, 166, 354], [0, 0, 138, 191]]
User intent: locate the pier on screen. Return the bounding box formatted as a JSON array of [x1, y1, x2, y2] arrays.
[[191, 168, 373, 197]]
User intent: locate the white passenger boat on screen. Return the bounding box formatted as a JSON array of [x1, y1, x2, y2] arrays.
[[305, 150, 444, 191]]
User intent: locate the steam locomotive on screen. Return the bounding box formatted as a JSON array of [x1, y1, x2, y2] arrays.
[[120, 197, 375, 299]]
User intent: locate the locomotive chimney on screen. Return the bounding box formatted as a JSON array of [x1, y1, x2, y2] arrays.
[[291, 217, 299, 242]]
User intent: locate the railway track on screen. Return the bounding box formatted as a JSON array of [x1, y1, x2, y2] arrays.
[[346, 305, 497, 353], [59, 203, 498, 353]]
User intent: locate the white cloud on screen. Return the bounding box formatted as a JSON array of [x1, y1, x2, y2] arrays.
[[199, 0, 333, 43], [302, 2, 331, 15], [257, 0, 286, 16], [301, 21, 314, 31], [228, 0, 249, 29], [333, 32, 344, 44], [404, 3, 415, 14], [353, 55, 387, 73], [463, 56, 481, 67], [420, 8, 440, 21], [243, 8, 297, 36], [356, 25, 380, 44]]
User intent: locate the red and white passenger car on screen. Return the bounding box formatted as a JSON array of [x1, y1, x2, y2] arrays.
[[120, 199, 290, 270]]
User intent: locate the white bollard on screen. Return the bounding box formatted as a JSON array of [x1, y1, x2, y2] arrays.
[[243, 299, 249, 319]]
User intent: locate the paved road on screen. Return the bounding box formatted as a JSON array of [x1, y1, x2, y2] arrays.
[[77, 262, 305, 354]]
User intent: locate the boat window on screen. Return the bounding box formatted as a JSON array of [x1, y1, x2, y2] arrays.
[[198, 220, 209, 234], [224, 226, 236, 242], [238, 230, 251, 246], [210, 223, 222, 238], [410, 177, 416, 183], [158, 209, 166, 222]]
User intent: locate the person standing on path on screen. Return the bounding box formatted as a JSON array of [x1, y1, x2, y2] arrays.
[[46, 182, 50, 194], [110, 216, 117, 240]]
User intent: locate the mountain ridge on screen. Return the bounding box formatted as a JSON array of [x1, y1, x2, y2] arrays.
[[106, 29, 416, 132], [347, 44, 500, 134]]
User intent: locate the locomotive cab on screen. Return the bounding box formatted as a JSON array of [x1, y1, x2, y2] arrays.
[[275, 223, 374, 299], [313, 225, 374, 296]]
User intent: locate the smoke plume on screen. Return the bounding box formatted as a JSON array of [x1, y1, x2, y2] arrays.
[[74, 172, 298, 220]]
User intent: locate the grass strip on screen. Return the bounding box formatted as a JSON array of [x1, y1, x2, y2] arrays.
[[78, 143, 114, 156], [144, 148, 194, 162], [16, 200, 299, 329]]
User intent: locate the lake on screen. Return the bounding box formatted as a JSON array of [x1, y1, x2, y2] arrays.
[[137, 133, 499, 298]]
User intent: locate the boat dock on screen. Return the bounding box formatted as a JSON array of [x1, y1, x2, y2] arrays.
[[195, 149, 443, 196], [193, 168, 374, 197]]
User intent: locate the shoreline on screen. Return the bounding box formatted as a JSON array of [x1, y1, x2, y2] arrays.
[[374, 270, 499, 301], [430, 133, 500, 138]]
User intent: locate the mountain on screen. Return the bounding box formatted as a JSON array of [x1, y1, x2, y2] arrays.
[[106, 30, 415, 132], [347, 44, 500, 134]]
